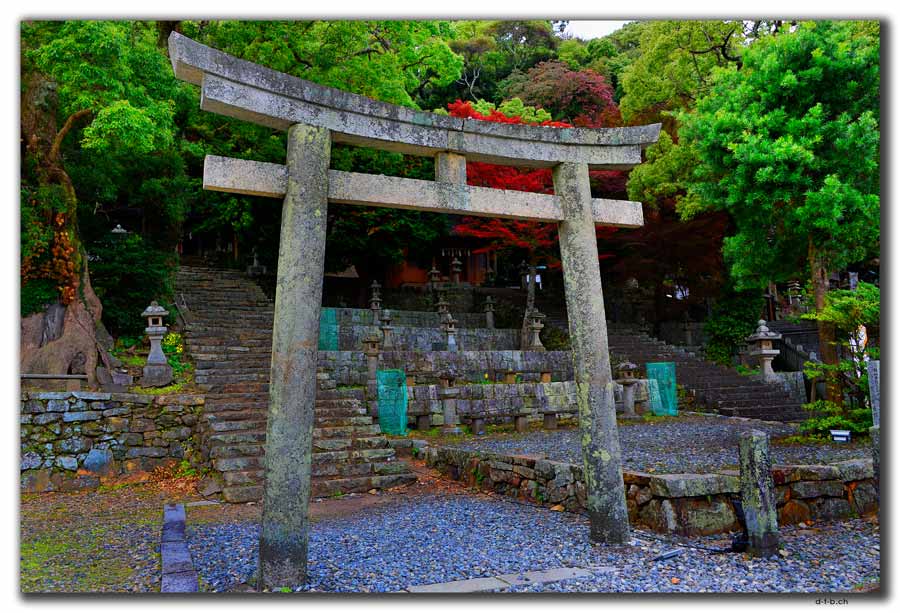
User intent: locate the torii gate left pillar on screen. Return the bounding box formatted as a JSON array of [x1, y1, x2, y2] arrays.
[[257, 124, 331, 588]]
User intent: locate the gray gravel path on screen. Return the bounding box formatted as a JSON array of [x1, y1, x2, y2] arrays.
[[444, 415, 870, 473], [186, 492, 879, 593]]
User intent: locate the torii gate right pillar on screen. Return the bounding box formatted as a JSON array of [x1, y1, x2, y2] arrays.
[[554, 161, 629, 543]]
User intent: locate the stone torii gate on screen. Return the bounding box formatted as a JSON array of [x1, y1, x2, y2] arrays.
[[169, 32, 660, 589]]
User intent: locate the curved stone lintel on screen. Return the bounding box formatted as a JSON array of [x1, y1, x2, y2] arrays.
[[171, 32, 661, 168]]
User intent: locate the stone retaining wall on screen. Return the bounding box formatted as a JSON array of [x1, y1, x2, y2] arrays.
[[338, 324, 518, 352], [20, 391, 204, 493], [425, 447, 877, 536], [331, 307, 487, 329], [318, 350, 575, 386], [406, 380, 650, 426]]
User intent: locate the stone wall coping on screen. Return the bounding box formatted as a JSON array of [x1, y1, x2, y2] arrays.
[[434, 446, 872, 496], [22, 391, 205, 406]]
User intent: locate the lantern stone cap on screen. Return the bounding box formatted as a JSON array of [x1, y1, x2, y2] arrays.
[[616, 361, 637, 372], [747, 319, 781, 342], [142, 301, 169, 318]]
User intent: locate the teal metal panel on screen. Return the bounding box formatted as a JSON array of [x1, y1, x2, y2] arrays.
[[318, 307, 338, 350], [646, 362, 677, 416], [376, 369, 408, 435]]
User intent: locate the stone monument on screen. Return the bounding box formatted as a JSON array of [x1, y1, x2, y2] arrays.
[[140, 301, 173, 387]]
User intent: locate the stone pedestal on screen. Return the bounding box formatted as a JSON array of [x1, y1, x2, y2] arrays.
[[739, 430, 780, 557], [440, 383, 462, 435], [543, 413, 558, 430], [416, 415, 432, 431], [618, 379, 640, 419], [471, 417, 485, 435], [484, 296, 495, 329], [554, 161, 629, 544], [514, 415, 528, 433], [259, 123, 330, 590]]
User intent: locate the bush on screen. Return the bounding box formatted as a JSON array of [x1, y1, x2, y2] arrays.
[[799, 400, 873, 437], [87, 233, 177, 337], [703, 287, 763, 366]]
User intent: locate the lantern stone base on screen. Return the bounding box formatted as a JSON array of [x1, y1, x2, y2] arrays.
[[141, 363, 174, 387]]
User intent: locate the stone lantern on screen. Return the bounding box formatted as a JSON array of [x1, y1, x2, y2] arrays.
[[451, 257, 463, 285], [428, 266, 442, 289], [369, 280, 382, 323], [442, 312, 458, 352], [439, 373, 462, 435], [615, 361, 641, 419], [435, 293, 450, 316], [528, 310, 546, 351], [140, 301, 173, 387], [483, 295, 495, 329], [747, 320, 782, 381], [380, 308, 395, 350], [362, 333, 382, 383]]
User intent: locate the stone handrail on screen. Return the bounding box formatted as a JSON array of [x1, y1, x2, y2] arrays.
[[169, 32, 661, 169]]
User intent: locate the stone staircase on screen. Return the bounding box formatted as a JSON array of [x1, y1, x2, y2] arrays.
[[606, 323, 805, 421], [469, 288, 805, 421], [175, 265, 416, 503]]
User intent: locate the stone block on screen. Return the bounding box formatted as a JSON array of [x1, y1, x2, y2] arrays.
[[81, 448, 116, 476], [21, 451, 43, 471], [790, 479, 846, 499], [21, 469, 53, 493], [33, 413, 61, 425], [62, 411, 101, 423], [55, 456, 78, 471], [46, 399, 68, 412], [126, 447, 169, 459], [649, 473, 739, 498], [848, 481, 878, 515], [771, 464, 840, 485], [808, 497, 853, 521], [161, 541, 194, 574], [832, 459, 874, 482]]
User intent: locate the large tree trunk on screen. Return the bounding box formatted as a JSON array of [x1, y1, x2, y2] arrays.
[[21, 71, 105, 387], [808, 238, 842, 405]]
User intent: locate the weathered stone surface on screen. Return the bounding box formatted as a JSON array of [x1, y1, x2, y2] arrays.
[[22, 469, 53, 493], [257, 123, 330, 591], [170, 33, 659, 169], [790, 479, 846, 499], [808, 497, 853, 521], [62, 411, 101, 422], [771, 464, 840, 484], [649, 473, 740, 498], [739, 430, 780, 557], [848, 481, 878, 515], [81, 448, 116, 476], [867, 360, 879, 427], [555, 160, 628, 544], [21, 451, 42, 471], [779, 499, 811, 524], [831, 459, 874, 482]]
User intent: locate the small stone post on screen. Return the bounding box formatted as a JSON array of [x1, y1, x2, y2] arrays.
[[747, 320, 781, 381], [440, 375, 462, 435], [868, 360, 880, 496], [451, 257, 463, 285], [615, 361, 640, 419], [369, 280, 382, 324], [682, 312, 693, 346], [380, 308, 395, 350], [246, 248, 267, 276], [484, 295, 495, 329], [554, 161, 629, 544], [362, 334, 381, 385], [738, 430, 780, 558], [259, 123, 330, 590], [140, 301, 173, 387]]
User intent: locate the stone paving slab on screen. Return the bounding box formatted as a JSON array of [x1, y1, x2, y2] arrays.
[[161, 571, 200, 593], [160, 503, 199, 593], [407, 566, 598, 592]]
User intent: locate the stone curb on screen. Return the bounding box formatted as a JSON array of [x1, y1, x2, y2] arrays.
[[404, 565, 604, 593], [160, 503, 199, 593]]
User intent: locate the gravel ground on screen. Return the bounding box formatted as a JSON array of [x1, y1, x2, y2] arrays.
[[186, 491, 879, 593], [441, 415, 871, 473]]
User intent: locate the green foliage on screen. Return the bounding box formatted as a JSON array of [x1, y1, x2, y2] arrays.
[[540, 325, 570, 351], [802, 282, 880, 336], [799, 400, 872, 437], [703, 287, 764, 365], [680, 20, 880, 290], [86, 233, 177, 336], [21, 279, 58, 318], [734, 365, 761, 377]]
